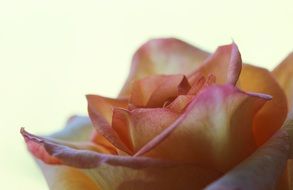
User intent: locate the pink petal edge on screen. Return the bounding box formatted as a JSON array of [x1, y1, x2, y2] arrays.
[[20, 128, 182, 169]]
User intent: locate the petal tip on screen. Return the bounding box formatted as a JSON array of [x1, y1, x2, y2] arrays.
[[247, 92, 273, 100]]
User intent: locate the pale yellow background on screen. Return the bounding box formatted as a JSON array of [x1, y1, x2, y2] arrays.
[[1, 0, 293, 189]]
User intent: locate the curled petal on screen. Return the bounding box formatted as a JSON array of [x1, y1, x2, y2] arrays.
[[86, 95, 128, 151], [87, 100, 132, 154], [22, 128, 222, 190], [238, 64, 288, 146], [272, 52, 293, 111], [119, 38, 209, 98], [21, 128, 178, 169], [86, 95, 128, 123], [135, 85, 270, 172], [190, 43, 242, 85], [21, 116, 102, 190]]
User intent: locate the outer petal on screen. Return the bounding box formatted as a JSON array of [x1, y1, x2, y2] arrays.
[[36, 160, 101, 190], [204, 129, 289, 190], [205, 111, 293, 190], [238, 64, 288, 145], [21, 128, 222, 190], [272, 52, 293, 111], [134, 85, 271, 172], [21, 116, 101, 190], [119, 38, 209, 98]]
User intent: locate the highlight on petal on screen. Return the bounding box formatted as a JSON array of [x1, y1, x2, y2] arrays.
[[204, 128, 290, 190], [272, 52, 293, 111], [135, 84, 271, 172], [112, 107, 179, 153], [119, 38, 210, 98], [129, 74, 190, 108], [189, 43, 242, 86], [238, 64, 288, 146]]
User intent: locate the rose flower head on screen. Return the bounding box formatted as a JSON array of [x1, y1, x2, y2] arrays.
[[21, 38, 293, 190]]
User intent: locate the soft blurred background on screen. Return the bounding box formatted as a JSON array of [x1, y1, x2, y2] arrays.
[[1, 0, 293, 189]]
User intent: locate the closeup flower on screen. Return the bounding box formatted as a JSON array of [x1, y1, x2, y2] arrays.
[[21, 38, 293, 190]]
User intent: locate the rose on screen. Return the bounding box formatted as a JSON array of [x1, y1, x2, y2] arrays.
[[21, 38, 293, 190]]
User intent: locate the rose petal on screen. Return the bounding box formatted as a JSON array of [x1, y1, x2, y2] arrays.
[[86, 95, 128, 123], [166, 95, 194, 113], [238, 64, 288, 146], [87, 95, 132, 154], [21, 116, 102, 190], [112, 108, 179, 153], [187, 75, 206, 95], [85, 163, 221, 190], [21, 126, 222, 190], [119, 38, 210, 98], [272, 52, 293, 111], [190, 43, 242, 85], [204, 128, 290, 190], [37, 161, 101, 190], [21, 128, 177, 169], [135, 84, 271, 172], [130, 74, 190, 108]]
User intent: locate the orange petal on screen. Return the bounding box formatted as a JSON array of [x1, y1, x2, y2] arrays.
[[166, 95, 194, 113], [205, 128, 289, 190], [187, 75, 206, 95], [190, 43, 242, 85], [85, 95, 129, 151], [238, 64, 288, 146], [86, 95, 128, 123], [272, 52, 293, 111], [135, 84, 271, 172], [112, 107, 179, 153], [119, 38, 210, 98], [38, 161, 101, 190], [130, 74, 190, 108], [87, 96, 132, 154]]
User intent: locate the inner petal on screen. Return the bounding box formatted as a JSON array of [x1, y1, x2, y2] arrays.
[[112, 107, 179, 153], [134, 85, 271, 172], [130, 74, 191, 108]]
